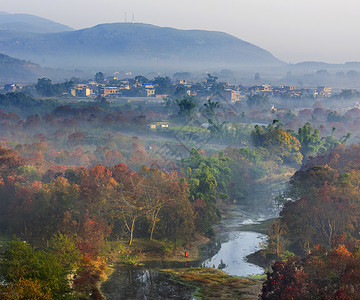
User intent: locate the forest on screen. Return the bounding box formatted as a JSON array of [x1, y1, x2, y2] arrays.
[[0, 84, 359, 299]]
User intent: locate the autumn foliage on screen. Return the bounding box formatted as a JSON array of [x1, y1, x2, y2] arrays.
[[262, 144, 360, 298], [0, 145, 196, 297]]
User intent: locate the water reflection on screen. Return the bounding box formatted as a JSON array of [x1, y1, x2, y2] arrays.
[[102, 210, 272, 299], [102, 267, 196, 299], [202, 231, 266, 276]]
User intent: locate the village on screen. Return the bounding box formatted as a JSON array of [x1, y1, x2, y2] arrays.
[[1, 72, 340, 102]]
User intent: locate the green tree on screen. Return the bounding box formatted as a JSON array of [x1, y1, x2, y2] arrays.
[[251, 122, 303, 165], [206, 73, 218, 84], [134, 75, 148, 84], [35, 78, 54, 97], [320, 128, 351, 152], [0, 237, 79, 299], [338, 89, 356, 99], [204, 99, 220, 119], [153, 76, 173, 94], [246, 93, 269, 108], [297, 122, 321, 159], [176, 96, 197, 120], [95, 72, 105, 83]]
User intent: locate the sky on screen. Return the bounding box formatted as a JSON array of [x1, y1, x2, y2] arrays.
[[1, 0, 360, 64]]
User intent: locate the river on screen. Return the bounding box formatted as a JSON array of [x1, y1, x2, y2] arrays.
[[101, 206, 277, 299]]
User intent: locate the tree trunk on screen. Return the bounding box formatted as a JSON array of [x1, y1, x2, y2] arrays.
[[129, 217, 136, 245], [149, 209, 160, 240], [150, 218, 156, 240]]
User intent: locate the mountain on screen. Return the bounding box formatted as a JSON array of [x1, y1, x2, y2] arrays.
[[290, 61, 360, 72], [0, 53, 87, 84], [0, 53, 43, 83], [0, 11, 73, 33], [0, 22, 283, 71]]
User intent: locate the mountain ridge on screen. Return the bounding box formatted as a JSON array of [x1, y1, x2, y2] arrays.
[[0, 22, 284, 71], [0, 11, 73, 33]]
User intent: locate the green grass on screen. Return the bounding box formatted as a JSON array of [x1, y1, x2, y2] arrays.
[[163, 267, 263, 299], [170, 126, 210, 133]]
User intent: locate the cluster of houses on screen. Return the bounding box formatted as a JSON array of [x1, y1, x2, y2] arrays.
[[2, 76, 334, 101], [66, 77, 333, 101]]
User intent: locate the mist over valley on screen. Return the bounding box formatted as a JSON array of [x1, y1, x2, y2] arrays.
[[0, 8, 360, 300]]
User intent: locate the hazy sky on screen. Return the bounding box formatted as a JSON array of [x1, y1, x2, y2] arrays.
[[1, 0, 360, 64]]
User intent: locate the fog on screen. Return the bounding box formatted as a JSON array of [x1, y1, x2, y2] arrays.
[[1, 0, 360, 63], [1, 2, 360, 298]]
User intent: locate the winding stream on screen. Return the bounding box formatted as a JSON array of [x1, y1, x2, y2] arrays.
[[101, 207, 276, 299]]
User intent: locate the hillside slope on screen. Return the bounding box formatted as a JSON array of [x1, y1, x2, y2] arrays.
[[0, 23, 283, 70], [0, 11, 73, 33]]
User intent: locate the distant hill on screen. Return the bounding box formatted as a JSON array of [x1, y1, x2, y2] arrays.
[[290, 61, 360, 72], [0, 53, 43, 83], [0, 22, 284, 71], [0, 11, 73, 33], [0, 53, 87, 84]]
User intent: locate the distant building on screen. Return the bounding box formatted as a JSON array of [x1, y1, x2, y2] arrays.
[[3, 84, 23, 93], [317, 86, 332, 97], [75, 83, 88, 88], [98, 86, 119, 97], [88, 81, 98, 87], [70, 88, 93, 97], [248, 84, 272, 94], [178, 79, 191, 88], [220, 89, 245, 103], [187, 90, 197, 96], [144, 84, 155, 89], [300, 89, 318, 98], [146, 88, 155, 97], [230, 90, 246, 103], [261, 84, 272, 92], [79, 88, 93, 97], [119, 80, 131, 90], [148, 121, 170, 129], [248, 86, 262, 94], [156, 94, 169, 99]]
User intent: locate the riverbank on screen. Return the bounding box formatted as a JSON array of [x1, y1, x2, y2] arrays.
[[99, 233, 211, 296], [101, 233, 210, 266], [100, 205, 275, 299], [163, 267, 264, 299]]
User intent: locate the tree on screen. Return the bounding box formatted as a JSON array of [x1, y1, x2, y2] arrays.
[[79, 165, 117, 216], [111, 164, 146, 245], [297, 122, 321, 159], [140, 166, 171, 240], [266, 219, 288, 257], [48, 233, 82, 272], [246, 94, 269, 108], [339, 89, 356, 99], [35, 78, 54, 97], [0, 146, 26, 178], [261, 244, 360, 299], [94, 72, 105, 83], [176, 96, 197, 119], [156, 179, 195, 241], [153, 76, 173, 94], [0, 278, 52, 300], [261, 257, 305, 299], [204, 98, 220, 119], [0, 237, 78, 298], [207, 119, 226, 139], [134, 75, 148, 84], [187, 164, 220, 236], [251, 123, 303, 165], [206, 73, 218, 84]]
